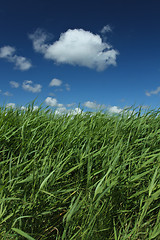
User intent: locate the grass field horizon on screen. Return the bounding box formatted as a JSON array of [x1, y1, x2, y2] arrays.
[[0, 100, 160, 239]]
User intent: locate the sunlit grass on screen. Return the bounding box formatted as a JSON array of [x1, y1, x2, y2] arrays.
[[0, 101, 160, 239]]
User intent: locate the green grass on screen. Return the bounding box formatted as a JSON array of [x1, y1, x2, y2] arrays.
[[0, 101, 160, 239]]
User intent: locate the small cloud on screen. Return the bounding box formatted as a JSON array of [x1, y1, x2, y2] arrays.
[[6, 103, 16, 108], [145, 86, 160, 97], [9, 81, 19, 88], [33, 106, 39, 111], [0, 46, 15, 58], [65, 83, 70, 91], [66, 103, 76, 107], [101, 25, 112, 34], [21, 106, 27, 110], [0, 45, 32, 71], [13, 56, 32, 71], [55, 107, 83, 117], [83, 101, 106, 109], [49, 78, 62, 87], [45, 97, 63, 107], [28, 28, 53, 54], [22, 80, 42, 93], [55, 107, 67, 115], [145, 91, 151, 97], [69, 107, 82, 115], [29, 28, 119, 71], [54, 88, 63, 92], [20, 105, 39, 111], [48, 92, 56, 97], [4, 91, 13, 96], [108, 106, 123, 114]]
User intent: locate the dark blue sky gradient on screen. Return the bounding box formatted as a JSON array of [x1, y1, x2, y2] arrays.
[[1, 0, 160, 113]]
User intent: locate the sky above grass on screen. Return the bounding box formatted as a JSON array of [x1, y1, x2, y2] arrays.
[[0, 0, 160, 115]]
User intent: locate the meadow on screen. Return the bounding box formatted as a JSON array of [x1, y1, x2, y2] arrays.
[[0, 101, 160, 239]]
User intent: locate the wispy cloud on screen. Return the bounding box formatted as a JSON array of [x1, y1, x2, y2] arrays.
[[0, 46, 32, 70], [9, 81, 20, 88], [145, 86, 160, 96], [4, 91, 13, 96], [101, 25, 112, 34], [66, 103, 76, 107], [49, 78, 62, 87], [22, 80, 42, 93], [29, 28, 53, 54], [29, 28, 119, 71], [65, 83, 70, 91], [83, 101, 106, 109]]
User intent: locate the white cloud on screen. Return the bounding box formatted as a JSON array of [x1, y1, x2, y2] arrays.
[[83, 101, 106, 109], [10, 81, 19, 88], [145, 86, 160, 96], [21, 105, 39, 111], [22, 80, 42, 93], [54, 107, 67, 115], [55, 107, 83, 117], [69, 107, 82, 115], [101, 25, 112, 34], [13, 56, 32, 71], [49, 78, 62, 87], [0, 45, 32, 71], [108, 106, 123, 114], [0, 46, 15, 58], [6, 103, 16, 108], [45, 97, 63, 107], [29, 28, 119, 71]]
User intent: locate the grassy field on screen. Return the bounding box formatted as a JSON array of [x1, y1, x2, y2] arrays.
[[0, 102, 160, 239]]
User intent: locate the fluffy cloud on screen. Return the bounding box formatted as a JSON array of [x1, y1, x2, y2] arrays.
[[108, 106, 123, 114], [49, 78, 62, 87], [145, 86, 160, 96], [0, 46, 15, 58], [22, 80, 42, 93], [45, 97, 63, 107], [83, 101, 106, 109], [29, 28, 119, 71], [54, 107, 67, 115], [0, 46, 32, 70], [10, 81, 19, 88]]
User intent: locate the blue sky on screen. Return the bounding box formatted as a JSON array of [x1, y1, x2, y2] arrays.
[[1, 0, 160, 115]]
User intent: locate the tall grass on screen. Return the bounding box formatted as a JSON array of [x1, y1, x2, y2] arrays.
[[0, 102, 160, 239]]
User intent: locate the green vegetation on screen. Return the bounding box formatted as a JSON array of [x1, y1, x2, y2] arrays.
[[0, 101, 160, 239]]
